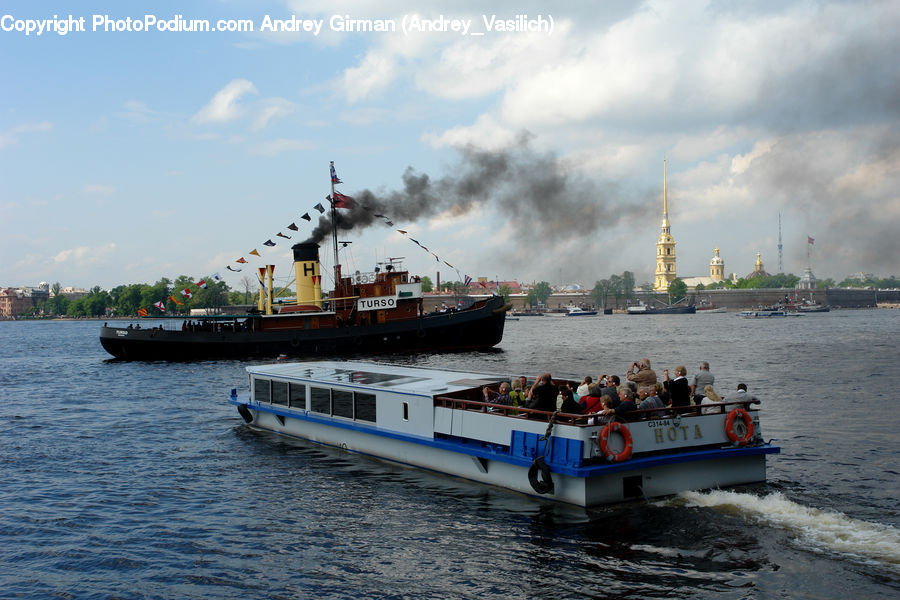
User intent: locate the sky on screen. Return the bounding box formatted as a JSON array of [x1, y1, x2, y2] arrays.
[[1, 0, 898, 293]]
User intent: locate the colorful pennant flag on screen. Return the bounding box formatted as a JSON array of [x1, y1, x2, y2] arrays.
[[287, 223, 299, 231], [181, 288, 192, 299], [808, 236, 815, 245], [227, 266, 242, 272], [153, 301, 165, 312], [137, 308, 148, 317], [169, 295, 184, 305], [212, 272, 222, 281], [330, 162, 342, 184], [330, 191, 353, 209], [301, 213, 311, 221], [397, 229, 407, 234], [464, 275, 472, 286], [249, 249, 260, 257], [236, 257, 248, 264], [314, 203, 325, 214], [263, 240, 276, 247], [196, 280, 207, 289], [276, 232, 291, 239]]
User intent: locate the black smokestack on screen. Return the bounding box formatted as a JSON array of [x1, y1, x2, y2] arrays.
[[305, 133, 653, 245]]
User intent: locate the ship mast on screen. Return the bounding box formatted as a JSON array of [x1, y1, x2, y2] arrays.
[[329, 160, 340, 285]]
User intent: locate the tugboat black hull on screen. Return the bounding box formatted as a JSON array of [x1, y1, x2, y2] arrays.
[[100, 296, 508, 361]]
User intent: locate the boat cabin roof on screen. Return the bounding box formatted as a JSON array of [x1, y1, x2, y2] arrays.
[[246, 360, 502, 396]]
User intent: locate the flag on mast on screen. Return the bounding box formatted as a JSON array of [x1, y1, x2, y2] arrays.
[[153, 301, 165, 312], [330, 162, 342, 184], [808, 236, 815, 245]]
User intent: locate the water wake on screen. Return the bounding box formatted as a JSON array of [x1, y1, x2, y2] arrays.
[[676, 490, 900, 572]]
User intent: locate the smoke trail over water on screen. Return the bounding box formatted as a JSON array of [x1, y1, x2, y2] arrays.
[[305, 135, 654, 247]]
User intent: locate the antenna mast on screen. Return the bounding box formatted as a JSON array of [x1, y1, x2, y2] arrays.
[[778, 212, 784, 273]]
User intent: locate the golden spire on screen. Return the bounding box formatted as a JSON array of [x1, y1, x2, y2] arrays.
[[661, 159, 669, 229], [663, 159, 668, 214]]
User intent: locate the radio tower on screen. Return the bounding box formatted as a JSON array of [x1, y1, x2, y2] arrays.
[[777, 212, 784, 273]]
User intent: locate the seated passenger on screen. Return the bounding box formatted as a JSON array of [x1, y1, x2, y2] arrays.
[[600, 387, 638, 421], [601, 375, 621, 409], [558, 387, 582, 414], [508, 379, 527, 408], [576, 375, 593, 397], [482, 382, 511, 412], [728, 383, 760, 408], [579, 384, 606, 414], [638, 386, 667, 418], [700, 385, 723, 414]]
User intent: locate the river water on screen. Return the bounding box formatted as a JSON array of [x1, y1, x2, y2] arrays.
[[1, 310, 898, 599]]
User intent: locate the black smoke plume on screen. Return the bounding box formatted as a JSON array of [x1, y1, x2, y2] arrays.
[[305, 134, 653, 247]]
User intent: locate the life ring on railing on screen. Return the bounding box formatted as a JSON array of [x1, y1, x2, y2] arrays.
[[725, 408, 754, 445], [599, 421, 633, 462], [527, 456, 555, 495], [237, 404, 253, 424]]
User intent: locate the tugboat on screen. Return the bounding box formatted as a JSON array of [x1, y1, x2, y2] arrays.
[[100, 166, 510, 361]]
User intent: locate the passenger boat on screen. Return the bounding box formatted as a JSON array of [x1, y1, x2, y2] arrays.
[[230, 361, 780, 507], [563, 305, 598, 317]]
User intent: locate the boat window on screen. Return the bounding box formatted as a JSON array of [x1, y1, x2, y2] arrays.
[[332, 389, 353, 419], [402, 401, 409, 421], [310, 387, 331, 415], [289, 383, 306, 409], [272, 381, 289, 406], [253, 378, 271, 403], [354, 392, 376, 423]]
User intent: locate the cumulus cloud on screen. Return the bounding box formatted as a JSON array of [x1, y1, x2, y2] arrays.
[[53, 243, 117, 266], [193, 79, 259, 123], [251, 97, 296, 130], [0, 121, 52, 149]]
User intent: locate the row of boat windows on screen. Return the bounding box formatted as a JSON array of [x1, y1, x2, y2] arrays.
[[253, 378, 376, 423]]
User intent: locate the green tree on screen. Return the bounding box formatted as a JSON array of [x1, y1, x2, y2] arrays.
[[591, 279, 611, 309], [497, 284, 511, 302], [668, 278, 687, 303], [532, 281, 552, 306], [608, 274, 622, 309], [621, 271, 635, 303], [419, 276, 433, 293]]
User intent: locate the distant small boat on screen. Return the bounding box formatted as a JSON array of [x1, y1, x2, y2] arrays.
[[627, 301, 696, 315], [505, 315, 520, 321], [737, 310, 801, 318], [697, 304, 727, 313], [564, 306, 598, 317]]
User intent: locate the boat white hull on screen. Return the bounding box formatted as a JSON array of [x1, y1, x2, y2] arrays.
[[243, 408, 769, 507]]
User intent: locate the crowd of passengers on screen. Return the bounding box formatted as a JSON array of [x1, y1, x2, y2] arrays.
[[481, 358, 760, 422]]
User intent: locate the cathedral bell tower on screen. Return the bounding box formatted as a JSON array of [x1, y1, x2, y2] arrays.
[[654, 159, 677, 291], [709, 247, 725, 282]]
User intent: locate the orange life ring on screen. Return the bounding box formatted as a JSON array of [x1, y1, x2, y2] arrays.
[[725, 408, 755, 445], [599, 421, 633, 462]]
